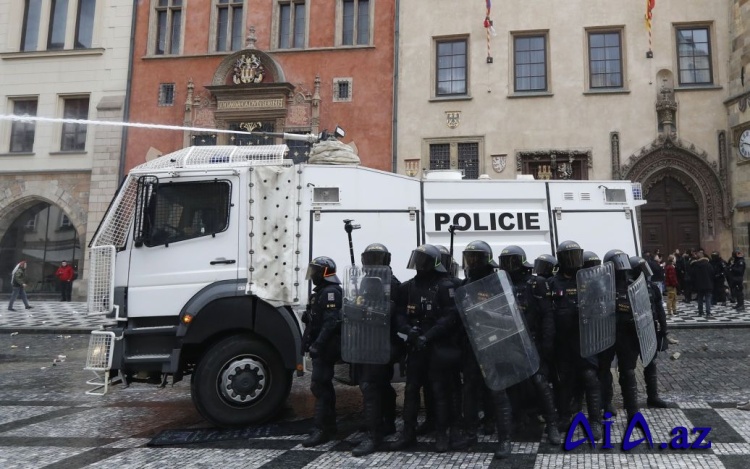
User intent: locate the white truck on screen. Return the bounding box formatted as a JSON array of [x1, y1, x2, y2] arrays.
[[83, 144, 645, 428]]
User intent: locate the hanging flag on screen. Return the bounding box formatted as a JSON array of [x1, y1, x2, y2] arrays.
[[484, 0, 496, 62], [645, 0, 655, 54]]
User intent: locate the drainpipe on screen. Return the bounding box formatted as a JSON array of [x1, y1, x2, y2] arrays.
[[391, 0, 400, 173], [118, 0, 139, 182]]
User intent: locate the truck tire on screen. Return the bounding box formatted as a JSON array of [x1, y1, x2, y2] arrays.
[[191, 335, 292, 428]]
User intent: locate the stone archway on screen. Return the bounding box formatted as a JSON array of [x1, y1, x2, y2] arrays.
[[621, 135, 730, 248]]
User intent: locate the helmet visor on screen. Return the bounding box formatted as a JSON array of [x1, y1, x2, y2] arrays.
[[463, 251, 489, 270], [361, 250, 388, 266], [533, 258, 555, 277], [500, 255, 523, 273], [639, 260, 653, 278], [583, 259, 602, 268], [407, 250, 440, 271], [305, 264, 322, 281], [609, 253, 631, 271], [558, 249, 584, 270]]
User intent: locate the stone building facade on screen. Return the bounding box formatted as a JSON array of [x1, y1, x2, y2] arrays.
[[396, 0, 735, 257], [0, 0, 133, 297]]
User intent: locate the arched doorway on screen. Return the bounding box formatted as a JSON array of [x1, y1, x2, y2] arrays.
[[640, 177, 700, 255], [0, 202, 80, 295]]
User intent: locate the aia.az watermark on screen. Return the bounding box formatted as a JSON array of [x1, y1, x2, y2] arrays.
[[565, 411, 712, 451]]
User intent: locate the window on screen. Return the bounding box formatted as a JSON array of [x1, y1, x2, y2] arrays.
[[21, 0, 42, 51], [143, 181, 231, 247], [191, 134, 217, 146], [286, 131, 312, 163], [427, 139, 482, 179], [216, 0, 243, 52], [9, 99, 38, 153], [342, 0, 369, 45], [158, 83, 175, 106], [61, 97, 89, 151], [513, 34, 547, 92], [676, 26, 712, 85], [279, 1, 305, 49], [47, 0, 69, 50], [156, 0, 183, 55], [333, 78, 353, 102], [74, 0, 96, 48], [436, 39, 467, 96], [588, 31, 623, 89], [228, 122, 275, 146], [59, 213, 74, 230]]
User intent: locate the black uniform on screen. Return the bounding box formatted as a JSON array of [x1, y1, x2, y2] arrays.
[[547, 272, 602, 435], [354, 273, 402, 451], [729, 254, 746, 309], [710, 255, 728, 305], [643, 279, 670, 407], [393, 271, 459, 448], [303, 283, 343, 434]]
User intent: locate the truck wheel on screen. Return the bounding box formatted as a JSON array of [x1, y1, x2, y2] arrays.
[[191, 335, 292, 428]]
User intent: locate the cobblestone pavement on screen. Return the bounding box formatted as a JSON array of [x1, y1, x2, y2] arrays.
[[1, 300, 748, 333], [0, 328, 749, 468]]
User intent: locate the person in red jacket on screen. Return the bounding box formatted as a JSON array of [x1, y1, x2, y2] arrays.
[[55, 261, 75, 302], [664, 255, 679, 316]]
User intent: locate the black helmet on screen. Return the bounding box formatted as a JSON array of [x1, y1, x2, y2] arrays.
[[361, 243, 391, 266], [462, 240, 498, 272], [629, 256, 653, 279], [407, 244, 447, 273], [533, 254, 558, 278], [582, 251, 601, 268], [710, 251, 720, 261], [603, 249, 631, 271], [556, 240, 584, 271], [306, 256, 341, 285], [499, 245, 530, 273], [734, 248, 744, 258], [435, 245, 459, 277]]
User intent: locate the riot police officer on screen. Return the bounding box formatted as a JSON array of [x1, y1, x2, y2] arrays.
[[729, 249, 746, 311], [301, 257, 343, 447], [389, 244, 459, 453], [710, 252, 728, 306], [598, 249, 641, 421], [630, 256, 672, 409], [502, 249, 562, 445], [452, 240, 514, 459], [546, 240, 602, 440], [351, 243, 402, 456]]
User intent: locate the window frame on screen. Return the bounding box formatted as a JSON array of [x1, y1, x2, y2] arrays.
[[512, 31, 549, 94], [74, 0, 96, 49], [338, 0, 372, 46], [517, 150, 591, 180], [19, 0, 99, 52], [59, 95, 90, 152], [674, 24, 714, 87], [20, 0, 43, 51], [586, 28, 625, 91], [211, 0, 244, 53], [434, 37, 469, 98], [276, 1, 306, 50], [9, 98, 39, 154], [153, 0, 184, 56], [158, 83, 176, 106], [422, 137, 484, 179], [332, 77, 353, 102]]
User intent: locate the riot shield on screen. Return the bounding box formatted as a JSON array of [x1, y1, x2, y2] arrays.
[[341, 266, 392, 365], [455, 271, 539, 391], [577, 262, 616, 357], [627, 273, 657, 367]]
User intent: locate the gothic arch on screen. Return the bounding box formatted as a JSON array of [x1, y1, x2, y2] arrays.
[[211, 49, 286, 86], [621, 135, 729, 240]]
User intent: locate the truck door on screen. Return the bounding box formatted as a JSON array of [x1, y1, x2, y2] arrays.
[[127, 175, 241, 317]]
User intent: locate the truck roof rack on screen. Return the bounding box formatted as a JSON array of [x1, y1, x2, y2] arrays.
[[133, 145, 288, 171]]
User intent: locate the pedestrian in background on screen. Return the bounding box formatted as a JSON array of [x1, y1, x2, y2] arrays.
[[691, 251, 714, 317], [664, 255, 679, 316], [7, 260, 33, 311], [678, 249, 692, 302], [709, 252, 727, 307], [55, 261, 75, 302], [728, 249, 746, 312]]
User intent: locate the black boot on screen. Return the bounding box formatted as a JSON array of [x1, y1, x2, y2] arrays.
[[385, 425, 416, 451], [352, 436, 381, 457], [533, 374, 562, 445], [415, 419, 435, 436], [302, 428, 332, 447], [620, 369, 639, 421], [450, 428, 477, 450], [494, 390, 513, 459], [583, 369, 603, 442], [599, 365, 617, 417], [645, 362, 673, 408], [435, 428, 450, 453]]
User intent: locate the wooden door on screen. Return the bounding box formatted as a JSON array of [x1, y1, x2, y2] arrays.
[[640, 177, 700, 255]]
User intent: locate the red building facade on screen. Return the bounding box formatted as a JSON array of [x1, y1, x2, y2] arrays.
[[125, 1, 395, 172]]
